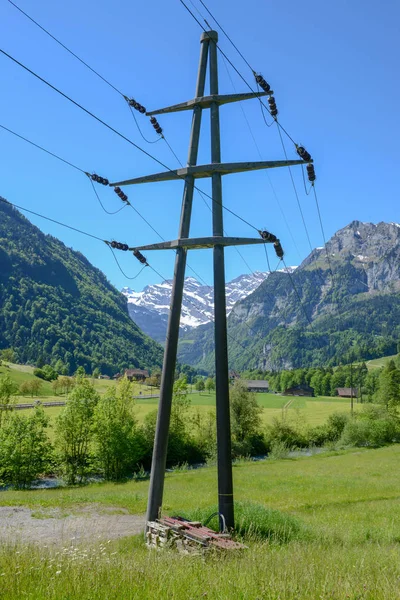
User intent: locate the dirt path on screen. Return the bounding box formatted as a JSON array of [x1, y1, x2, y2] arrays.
[[0, 505, 145, 546]]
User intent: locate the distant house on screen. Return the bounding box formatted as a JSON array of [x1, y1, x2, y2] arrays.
[[282, 384, 314, 397], [336, 387, 358, 398], [243, 380, 269, 393], [99, 375, 110, 380], [124, 368, 149, 382]]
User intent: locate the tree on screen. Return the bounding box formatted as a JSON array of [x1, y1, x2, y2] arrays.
[[151, 369, 162, 387], [54, 359, 68, 375], [93, 379, 143, 480], [55, 378, 99, 484], [171, 376, 190, 434], [33, 365, 58, 382], [310, 371, 324, 396], [60, 376, 75, 396], [52, 379, 62, 396], [92, 367, 101, 379], [365, 369, 380, 402], [0, 407, 52, 488], [75, 366, 86, 378], [0, 375, 18, 427], [0, 348, 16, 363], [230, 380, 263, 443], [20, 380, 42, 398], [205, 377, 215, 393], [378, 361, 400, 413], [195, 379, 205, 394]]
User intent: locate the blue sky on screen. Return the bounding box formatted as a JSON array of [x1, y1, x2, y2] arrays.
[[0, 0, 399, 291]]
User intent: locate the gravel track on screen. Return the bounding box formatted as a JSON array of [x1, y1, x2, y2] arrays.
[[0, 505, 145, 546]]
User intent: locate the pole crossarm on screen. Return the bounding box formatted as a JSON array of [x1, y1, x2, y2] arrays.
[[110, 159, 309, 187], [133, 236, 272, 251], [146, 92, 270, 116]]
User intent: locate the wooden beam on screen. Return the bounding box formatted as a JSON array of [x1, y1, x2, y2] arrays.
[[110, 159, 309, 187], [146, 92, 270, 115], [132, 236, 271, 251]]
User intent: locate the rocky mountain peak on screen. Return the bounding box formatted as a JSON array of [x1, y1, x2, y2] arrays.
[[300, 221, 400, 281]]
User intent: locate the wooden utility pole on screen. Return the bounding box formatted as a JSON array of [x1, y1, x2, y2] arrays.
[[111, 30, 308, 530]]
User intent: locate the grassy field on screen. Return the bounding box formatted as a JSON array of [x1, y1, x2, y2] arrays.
[[1, 445, 400, 598], [366, 354, 397, 369], [0, 362, 155, 403], [20, 391, 355, 437]]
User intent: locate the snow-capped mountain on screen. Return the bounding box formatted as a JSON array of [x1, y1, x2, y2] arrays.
[[122, 271, 281, 343]]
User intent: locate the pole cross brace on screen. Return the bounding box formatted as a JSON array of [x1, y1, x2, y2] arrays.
[[146, 92, 271, 116], [110, 159, 309, 187], [132, 236, 272, 251]]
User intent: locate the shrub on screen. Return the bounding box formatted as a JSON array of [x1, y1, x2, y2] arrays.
[[307, 424, 332, 447], [0, 407, 52, 488], [33, 365, 58, 382], [326, 412, 350, 440], [340, 413, 400, 448], [266, 417, 308, 450], [268, 440, 291, 460]]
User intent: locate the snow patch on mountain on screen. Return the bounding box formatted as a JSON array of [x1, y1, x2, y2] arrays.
[[122, 271, 286, 339]]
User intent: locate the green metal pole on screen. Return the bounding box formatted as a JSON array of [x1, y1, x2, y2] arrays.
[[146, 32, 210, 523], [209, 30, 235, 531]]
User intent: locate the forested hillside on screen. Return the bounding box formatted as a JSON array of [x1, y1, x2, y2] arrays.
[[0, 199, 163, 375], [178, 221, 400, 371]]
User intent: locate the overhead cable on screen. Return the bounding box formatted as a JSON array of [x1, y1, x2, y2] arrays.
[[0, 47, 260, 234]]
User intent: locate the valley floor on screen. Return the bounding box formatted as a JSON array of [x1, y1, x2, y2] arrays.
[[1, 445, 399, 599]]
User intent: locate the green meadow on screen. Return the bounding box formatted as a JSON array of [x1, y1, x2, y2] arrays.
[[1, 445, 400, 599]]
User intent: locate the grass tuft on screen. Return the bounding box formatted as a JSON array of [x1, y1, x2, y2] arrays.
[[176, 500, 306, 543]]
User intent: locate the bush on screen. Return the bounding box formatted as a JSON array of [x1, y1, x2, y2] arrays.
[[266, 418, 309, 450], [306, 424, 332, 447], [340, 410, 400, 448], [33, 365, 58, 382], [326, 412, 350, 440], [0, 407, 52, 488]]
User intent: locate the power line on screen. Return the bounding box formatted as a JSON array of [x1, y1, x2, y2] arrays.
[[6, 0, 125, 98], [0, 117, 216, 294], [128, 106, 162, 145], [0, 196, 106, 242], [177, 0, 298, 146], [0, 123, 86, 174], [196, 0, 255, 74], [108, 245, 148, 280], [220, 54, 303, 261], [276, 124, 313, 253], [0, 47, 260, 234], [89, 178, 127, 215], [7, 0, 168, 147]]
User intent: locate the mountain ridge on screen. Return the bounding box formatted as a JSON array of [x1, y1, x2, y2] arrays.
[[176, 220, 400, 372], [122, 268, 297, 343], [0, 199, 163, 375]]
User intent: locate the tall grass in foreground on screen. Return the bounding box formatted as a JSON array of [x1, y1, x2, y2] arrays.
[[1, 537, 400, 599], [2, 447, 400, 598], [179, 501, 307, 543]]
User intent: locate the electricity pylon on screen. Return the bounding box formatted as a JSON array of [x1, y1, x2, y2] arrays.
[[111, 30, 308, 530]]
